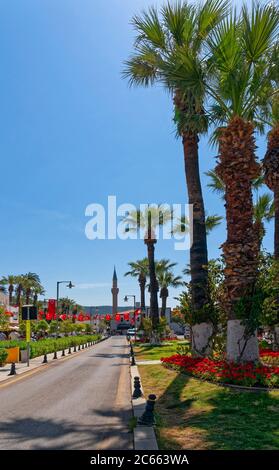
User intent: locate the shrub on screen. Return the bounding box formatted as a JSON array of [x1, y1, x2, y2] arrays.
[[0, 348, 8, 365]]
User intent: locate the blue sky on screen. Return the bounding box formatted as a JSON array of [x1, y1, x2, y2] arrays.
[[0, 0, 273, 307]]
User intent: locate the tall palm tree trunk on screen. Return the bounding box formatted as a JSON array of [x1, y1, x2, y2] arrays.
[[160, 288, 168, 318], [216, 116, 260, 362], [8, 285, 13, 305], [144, 233, 159, 336], [182, 131, 212, 356], [138, 274, 146, 310], [263, 124, 279, 348]]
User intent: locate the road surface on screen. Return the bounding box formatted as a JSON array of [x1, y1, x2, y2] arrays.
[[0, 336, 133, 450]]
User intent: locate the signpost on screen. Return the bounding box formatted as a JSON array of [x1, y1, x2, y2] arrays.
[[22, 305, 38, 367]]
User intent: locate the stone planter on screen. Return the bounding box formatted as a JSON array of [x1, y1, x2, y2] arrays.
[[227, 319, 259, 362], [20, 349, 28, 363], [192, 322, 213, 356]]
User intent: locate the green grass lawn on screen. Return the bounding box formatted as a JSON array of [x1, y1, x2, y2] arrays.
[[134, 341, 188, 361], [139, 364, 279, 450]]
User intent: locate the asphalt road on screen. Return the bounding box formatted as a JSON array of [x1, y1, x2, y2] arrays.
[[0, 336, 133, 450]]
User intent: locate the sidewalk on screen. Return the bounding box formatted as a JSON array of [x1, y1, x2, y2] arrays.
[[0, 341, 102, 385]]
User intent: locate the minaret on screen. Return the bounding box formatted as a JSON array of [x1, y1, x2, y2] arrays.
[[111, 266, 119, 315]]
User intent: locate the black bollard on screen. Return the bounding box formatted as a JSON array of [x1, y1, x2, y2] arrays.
[[53, 351, 57, 360], [82, 343, 84, 349], [73, 345, 76, 352], [131, 350, 136, 366], [68, 347, 72, 354], [132, 376, 142, 398], [138, 394, 157, 426], [62, 349, 65, 357], [78, 344, 81, 351], [8, 362, 16, 376], [42, 354, 48, 364]]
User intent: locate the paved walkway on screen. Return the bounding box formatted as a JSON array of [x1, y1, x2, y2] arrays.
[[0, 336, 132, 450]]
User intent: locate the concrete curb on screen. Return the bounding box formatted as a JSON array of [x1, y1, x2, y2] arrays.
[[130, 363, 159, 450]]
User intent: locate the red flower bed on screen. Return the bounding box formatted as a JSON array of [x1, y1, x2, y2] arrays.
[[161, 355, 279, 388], [260, 349, 279, 366]]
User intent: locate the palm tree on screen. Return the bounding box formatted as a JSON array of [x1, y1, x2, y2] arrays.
[[125, 258, 149, 309], [33, 285, 45, 305], [123, 0, 228, 324], [21, 273, 43, 304], [253, 194, 274, 247], [156, 260, 184, 316], [206, 4, 279, 361], [263, 43, 279, 258], [123, 205, 172, 336], [0, 275, 18, 305]]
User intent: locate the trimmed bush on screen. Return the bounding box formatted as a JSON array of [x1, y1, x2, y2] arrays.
[[0, 334, 101, 359]]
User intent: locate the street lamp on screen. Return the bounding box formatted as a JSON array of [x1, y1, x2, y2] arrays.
[[124, 294, 136, 343], [56, 281, 74, 316]]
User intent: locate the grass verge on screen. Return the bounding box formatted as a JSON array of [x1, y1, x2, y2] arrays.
[[139, 364, 279, 450], [134, 341, 188, 361]]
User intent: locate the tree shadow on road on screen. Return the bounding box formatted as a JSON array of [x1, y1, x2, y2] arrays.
[[0, 412, 133, 450]]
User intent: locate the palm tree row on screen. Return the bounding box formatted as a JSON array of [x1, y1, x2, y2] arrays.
[[0, 273, 45, 306], [124, 0, 279, 361]]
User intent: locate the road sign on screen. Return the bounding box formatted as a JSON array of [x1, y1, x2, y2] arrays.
[[22, 306, 38, 320]]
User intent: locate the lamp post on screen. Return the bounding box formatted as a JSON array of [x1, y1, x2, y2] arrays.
[[124, 295, 136, 343], [56, 281, 74, 314]]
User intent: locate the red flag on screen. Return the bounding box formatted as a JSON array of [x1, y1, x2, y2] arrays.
[[48, 299, 56, 319]]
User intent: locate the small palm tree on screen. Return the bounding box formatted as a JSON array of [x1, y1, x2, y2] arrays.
[[156, 260, 184, 317], [123, 205, 172, 332], [125, 258, 149, 309], [0, 275, 18, 305]]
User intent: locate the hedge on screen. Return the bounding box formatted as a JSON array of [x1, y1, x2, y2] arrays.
[[0, 334, 101, 358]]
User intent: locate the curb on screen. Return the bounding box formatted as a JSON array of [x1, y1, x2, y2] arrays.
[[130, 362, 159, 450]]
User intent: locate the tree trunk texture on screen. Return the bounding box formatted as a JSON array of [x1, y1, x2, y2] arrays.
[[145, 236, 159, 330], [160, 287, 168, 317], [216, 116, 261, 362], [138, 274, 146, 310], [8, 285, 13, 306], [182, 131, 209, 312]]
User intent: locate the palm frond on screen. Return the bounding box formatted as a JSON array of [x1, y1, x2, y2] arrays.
[[205, 169, 225, 197], [132, 7, 166, 50]]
